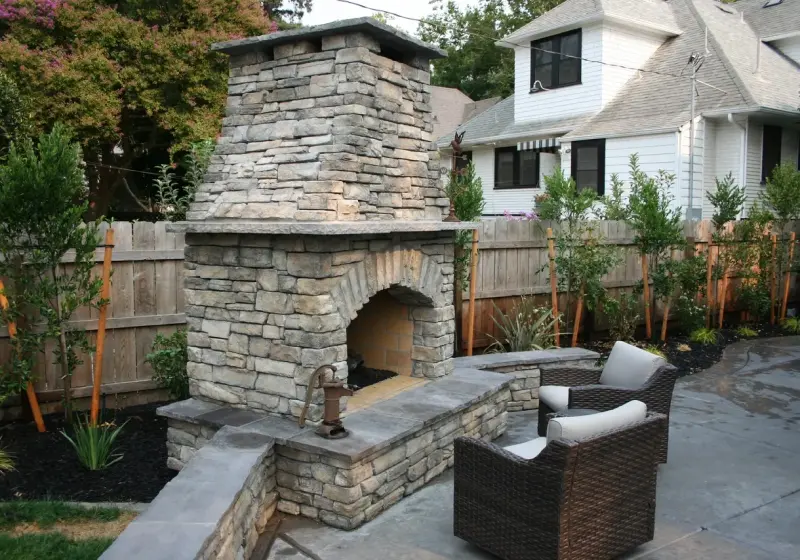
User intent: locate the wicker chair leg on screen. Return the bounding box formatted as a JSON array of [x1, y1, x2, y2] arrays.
[[538, 401, 556, 437]]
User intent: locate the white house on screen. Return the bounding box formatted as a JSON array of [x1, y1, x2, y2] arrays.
[[437, 0, 800, 217]]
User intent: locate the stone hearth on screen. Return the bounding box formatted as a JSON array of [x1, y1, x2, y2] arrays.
[[161, 18, 517, 534]]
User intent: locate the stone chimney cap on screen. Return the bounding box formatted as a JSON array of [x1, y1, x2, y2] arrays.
[[211, 17, 447, 59]]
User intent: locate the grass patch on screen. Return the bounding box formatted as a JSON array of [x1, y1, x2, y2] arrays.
[[0, 532, 112, 560], [0, 502, 122, 529]]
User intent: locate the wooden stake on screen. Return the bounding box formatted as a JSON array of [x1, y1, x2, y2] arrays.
[[770, 234, 777, 325], [718, 260, 729, 329], [571, 283, 585, 348], [661, 297, 671, 342], [705, 237, 714, 328], [641, 253, 652, 339], [91, 228, 114, 426], [781, 232, 796, 320], [546, 228, 560, 347], [454, 245, 463, 356], [0, 280, 45, 432], [465, 229, 480, 357]]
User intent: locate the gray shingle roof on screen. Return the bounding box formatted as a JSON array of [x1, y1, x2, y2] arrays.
[[501, 0, 681, 44], [430, 86, 474, 141], [564, 0, 799, 140], [736, 0, 800, 39], [436, 95, 590, 147]]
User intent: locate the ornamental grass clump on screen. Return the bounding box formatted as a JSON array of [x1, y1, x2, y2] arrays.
[[487, 297, 558, 352], [61, 414, 127, 471], [781, 317, 800, 334], [736, 326, 758, 338], [689, 328, 718, 345]]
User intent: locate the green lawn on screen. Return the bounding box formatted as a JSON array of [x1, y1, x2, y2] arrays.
[[0, 501, 127, 560], [0, 533, 113, 560]]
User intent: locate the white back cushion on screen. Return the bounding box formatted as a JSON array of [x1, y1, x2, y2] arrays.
[[599, 341, 666, 388], [546, 400, 647, 442]]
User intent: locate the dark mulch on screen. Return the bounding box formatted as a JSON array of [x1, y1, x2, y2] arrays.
[[0, 402, 176, 503], [584, 321, 792, 376]]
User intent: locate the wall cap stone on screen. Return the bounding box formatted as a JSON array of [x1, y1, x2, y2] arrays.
[[452, 348, 601, 370], [168, 220, 477, 235], [212, 17, 446, 59]]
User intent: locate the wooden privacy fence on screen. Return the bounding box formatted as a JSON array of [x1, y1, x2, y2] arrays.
[[0, 222, 185, 416], [459, 219, 800, 351]]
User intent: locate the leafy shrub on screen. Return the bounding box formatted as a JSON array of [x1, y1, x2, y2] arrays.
[[707, 173, 746, 231], [603, 292, 640, 341], [0, 71, 31, 155], [674, 294, 706, 334], [487, 298, 558, 352], [61, 414, 127, 471], [146, 329, 189, 400], [643, 344, 665, 358], [155, 140, 214, 222], [736, 282, 772, 322], [736, 326, 758, 338], [761, 162, 800, 224], [600, 173, 630, 221], [690, 328, 718, 345], [781, 317, 800, 334], [446, 161, 486, 289]]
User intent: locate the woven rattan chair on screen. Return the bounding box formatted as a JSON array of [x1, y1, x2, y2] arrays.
[[454, 410, 667, 560], [537, 341, 678, 462]]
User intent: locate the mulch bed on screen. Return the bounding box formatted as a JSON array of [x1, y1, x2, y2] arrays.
[[0, 402, 176, 503], [584, 322, 791, 376]]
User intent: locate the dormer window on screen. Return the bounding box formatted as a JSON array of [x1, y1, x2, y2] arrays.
[[531, 29, 582, 92]]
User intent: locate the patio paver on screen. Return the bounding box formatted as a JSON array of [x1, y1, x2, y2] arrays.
[[262, 336, 800, 559]]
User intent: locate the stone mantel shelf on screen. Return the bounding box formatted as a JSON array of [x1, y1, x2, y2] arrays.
[[167, 220, 479, 236]]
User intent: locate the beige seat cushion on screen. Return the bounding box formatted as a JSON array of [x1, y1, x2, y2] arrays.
[[538, 385, 569, 411], [504, 437, 547, 460], [547, 400, 647, 442], [599, 341, 666, 388]]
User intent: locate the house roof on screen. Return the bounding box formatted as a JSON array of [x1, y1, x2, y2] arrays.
[[564, 0, 800, 140], [436, 95, 590, 148], [501, 0, 682, 44], [430, 86, 474, 141], [736, 0, 800, 40]]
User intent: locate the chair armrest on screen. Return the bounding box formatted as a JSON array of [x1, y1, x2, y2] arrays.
[[540, 367, 602, 388], [568, 365, 679, 414]]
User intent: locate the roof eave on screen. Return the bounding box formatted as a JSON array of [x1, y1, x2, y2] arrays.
[[762, 30, 800, 42], [497, 15, 604, 47], [562, 125, 680, 142]]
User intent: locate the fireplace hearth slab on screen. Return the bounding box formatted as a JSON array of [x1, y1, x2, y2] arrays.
[[167, 220, 478, 235]]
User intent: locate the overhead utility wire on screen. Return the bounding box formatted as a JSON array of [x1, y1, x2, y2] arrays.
[[336, 0, 729, 92]]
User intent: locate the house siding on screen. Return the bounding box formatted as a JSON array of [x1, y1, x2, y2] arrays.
[[710, 117, 746, 217], [604, 133, 678, 201], [772, 36, 800, 65], [745, 119, 763, 211], [471, 145, 541, 215], [601, 24, 665, 106], [514, 24, 603, 122], [702, 119, 717, 220], [678, 118, 705, 219]]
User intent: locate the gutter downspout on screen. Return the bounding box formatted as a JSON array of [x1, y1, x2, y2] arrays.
[[728, 113, 747, 217]]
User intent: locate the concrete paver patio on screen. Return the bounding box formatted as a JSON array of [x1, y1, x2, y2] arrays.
[[265, 337, 800, 559]]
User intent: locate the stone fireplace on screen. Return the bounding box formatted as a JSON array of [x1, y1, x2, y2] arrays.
[[161, 18, 518, 532]]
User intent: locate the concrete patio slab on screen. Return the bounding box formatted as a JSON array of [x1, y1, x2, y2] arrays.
[[257, 337, 800, 559]]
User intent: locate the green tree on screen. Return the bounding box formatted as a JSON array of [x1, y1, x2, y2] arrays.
[[0, 125, 105, 417], [419, 0, 563, 99], [0, 0, 311, 216], [0, 70, 31, 156], [707, 172, 746, 231], [446, 161, 485, 288]]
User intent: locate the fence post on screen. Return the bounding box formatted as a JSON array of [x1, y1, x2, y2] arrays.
[[641, 253, 652, 339], [781, 232, 796, 321], [547, 227, 560, 347], [465, 229, 480, 357]]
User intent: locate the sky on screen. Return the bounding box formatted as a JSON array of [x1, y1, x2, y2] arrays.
[[301, 0, 477, 35]]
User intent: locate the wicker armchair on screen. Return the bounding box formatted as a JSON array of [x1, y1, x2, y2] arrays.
[[454, 412, 667, 560], [537, 364, 677, 462]]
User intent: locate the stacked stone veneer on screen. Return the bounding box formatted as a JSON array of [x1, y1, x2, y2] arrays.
[[453, 349, 600, 412], [185, 231, 456, 422], [189, 29, 447, 222], [102, 427, 277, 560], [162, 385, 509, 530]]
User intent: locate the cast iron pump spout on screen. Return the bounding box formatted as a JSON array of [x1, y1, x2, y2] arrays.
[[298, 365, 354, 439]]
